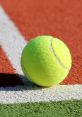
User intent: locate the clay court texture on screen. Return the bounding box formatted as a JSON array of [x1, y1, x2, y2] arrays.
[[0, 0, 82, 116]]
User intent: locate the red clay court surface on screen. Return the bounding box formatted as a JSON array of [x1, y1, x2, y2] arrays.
[[0, 0, 82, 86]]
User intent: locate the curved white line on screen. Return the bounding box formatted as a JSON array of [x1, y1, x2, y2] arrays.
[[50, 38, 68, 70]]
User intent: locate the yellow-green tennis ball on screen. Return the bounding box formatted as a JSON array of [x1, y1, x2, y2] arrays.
[[21, 36, 72, 87]]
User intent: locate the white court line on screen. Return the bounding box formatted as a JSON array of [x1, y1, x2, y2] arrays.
[[0, 6, 26, 75], [0, 6, 82, 104], [0, 85, 82, 104]]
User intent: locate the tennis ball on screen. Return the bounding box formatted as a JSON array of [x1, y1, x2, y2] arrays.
[[21, 36, 72, 87]]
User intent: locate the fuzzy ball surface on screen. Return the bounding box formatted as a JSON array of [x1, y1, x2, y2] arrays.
[[21, 36, 72, 87]]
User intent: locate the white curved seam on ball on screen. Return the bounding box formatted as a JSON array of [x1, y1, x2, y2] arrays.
[[50, 38, 68, 70]]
